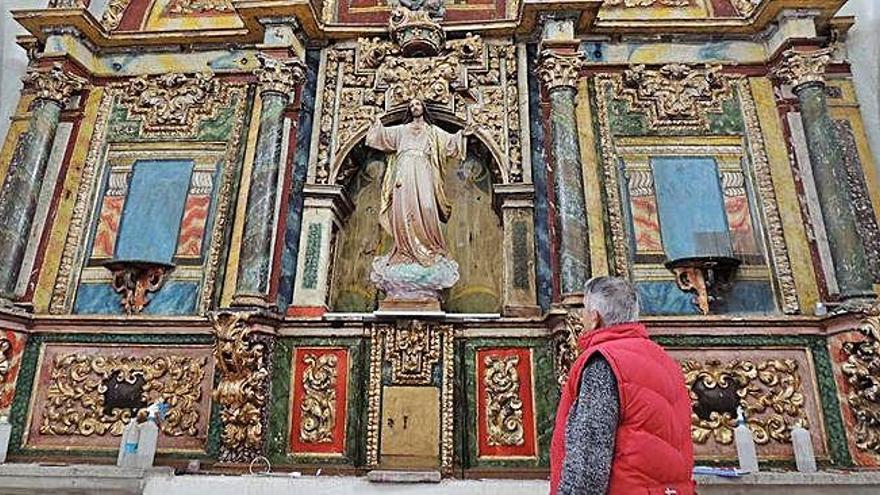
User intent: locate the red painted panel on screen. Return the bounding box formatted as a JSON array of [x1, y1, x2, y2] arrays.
[[476, 347, 537, 458], [338, 0, 506, 25], [176, 194, 210, 258], [631, 195, 663, 253], [290, 347, 349, 455], [92, 196, 125, 259], [724, 194, 758, 255]]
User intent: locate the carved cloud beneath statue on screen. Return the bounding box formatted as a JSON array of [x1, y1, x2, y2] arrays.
[[366, 98, 475, 310]]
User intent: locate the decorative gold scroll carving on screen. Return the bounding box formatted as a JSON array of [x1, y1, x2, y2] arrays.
[[164, 0, 233, 15], [440, 324, 455, 474], [841, 304, 880, 454], [729, 0, 761, 16], [316, 35, 522, 185], [39, 353, 206, 438], [210, 311, 270, 462], [48, 0, 88, 8], [484, 355, 525, 447], [299, 352, 338, 444], [365, 326, 383, 467], [617, 64, 737, 130], [536, 50, 586, 92], [772, 48, 833, 91], [118, 72, 227, 137], [553, 311, 582, 386], [682, 358, 807, 445], [23, 63, 87, 105], [0, 338, 11, 381], [255, 54, 307, 98], [383, 321, 441, 385], [603, 0, 691, 6], [100, 0, 134, 31]]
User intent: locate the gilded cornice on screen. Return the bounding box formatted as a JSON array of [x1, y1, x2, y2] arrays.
[[23, 62, 87, 105], [771, 48, 833, 91], [536, 49, 585, 93], [254, 53, 307, 97]]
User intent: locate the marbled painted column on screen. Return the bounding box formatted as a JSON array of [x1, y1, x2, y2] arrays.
[[496, 184, 540, 316], [233, 55, 305, 308], [0, 64, 85, 299], [774, 49, 875, 300], [537, 49, 590, 302]]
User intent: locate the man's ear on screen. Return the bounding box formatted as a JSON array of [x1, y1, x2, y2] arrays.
[[591, 310, 603, 331]]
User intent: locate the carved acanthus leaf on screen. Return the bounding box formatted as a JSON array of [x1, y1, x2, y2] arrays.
[[23, 63, 87, 105], [255, 54, 307, 97], [536, 50, 585, 92], [209, 311, 271, 463], [772, 48, 833, 91], [299, 352, 338, 444], [841, 304, 880, 454], [100, 0, 134, 31]]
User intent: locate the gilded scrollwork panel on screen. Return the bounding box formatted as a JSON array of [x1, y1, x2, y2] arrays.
[[290, 347, 349, 456], [26, 343, 214, 451], [669, 348, 826, 460], [476, 348, 537, 459]]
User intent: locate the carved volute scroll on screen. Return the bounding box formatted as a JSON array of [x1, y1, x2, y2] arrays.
[[209, 311, 272, 463], [841, 304, 880, 454]]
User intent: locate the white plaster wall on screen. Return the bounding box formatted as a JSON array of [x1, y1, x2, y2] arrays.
[[0, 0, 43, 145], [839, 0, 880, 176]]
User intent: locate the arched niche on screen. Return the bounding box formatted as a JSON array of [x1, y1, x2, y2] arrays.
[[329, 113, 504, 313], [291, 107, 539, 317]]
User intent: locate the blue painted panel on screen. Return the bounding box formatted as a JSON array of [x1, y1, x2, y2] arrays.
[[716, 281, 777, 314], [142, 281, 199, 315], [637, 281, 701, 316], [652, 156, 732, 261], [72, 281, 199, 315], [73, 283, 122, 314], [116, 160, 194, 263]]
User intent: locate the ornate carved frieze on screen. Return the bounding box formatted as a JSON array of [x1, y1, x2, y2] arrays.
[[841, 304, 880, 454], [255, 54, 307, 98], [729, 0, 761, 16], [299, 352, 338, 444], [483, 354, 525, 447], [39, 353, 207, 438], [47, 0, 88, 8], [682, 358, 807, 445], [118, 72, 228, 137], [536, 50, 585, 92], [772, 48, 833, 91], [210, 311, 271, 462], [23, 63, 87, 106], [316, 35, 523, 184], [164, 0, 233, 15], [383, 320, 442, 385], [618, 64, 738, 130]]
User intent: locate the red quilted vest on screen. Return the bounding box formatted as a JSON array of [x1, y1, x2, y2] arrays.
[[549, 323, 695, 495]]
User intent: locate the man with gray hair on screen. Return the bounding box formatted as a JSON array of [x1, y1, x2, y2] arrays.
[[549, 276, 695, 495]]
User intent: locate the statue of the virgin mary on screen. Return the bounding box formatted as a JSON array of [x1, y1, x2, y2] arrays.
[[365, 98, 472, 308]]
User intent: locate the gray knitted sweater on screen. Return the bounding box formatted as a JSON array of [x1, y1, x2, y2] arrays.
[[558, 354, 620, 495]]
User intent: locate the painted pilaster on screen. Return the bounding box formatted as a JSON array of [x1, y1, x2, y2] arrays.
[[232, 54, 305, 309], [0, 63, 85, 300], [289, 185, 353, 316], [773, 48, 875, 301], [495, 184, 540, 316], [536, 35, 590, 304]]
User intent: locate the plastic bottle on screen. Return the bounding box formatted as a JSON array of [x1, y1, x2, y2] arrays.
[[734, 406, 759, 474], [791, 422, 817, 473]]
